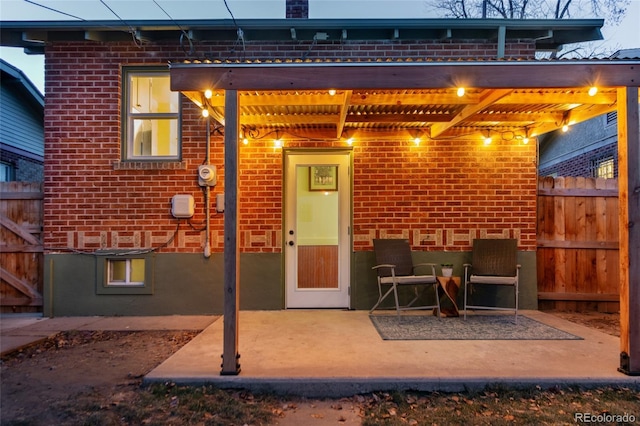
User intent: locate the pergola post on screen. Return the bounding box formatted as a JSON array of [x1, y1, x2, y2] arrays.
[[617, 86, 640, 375], [221, 89, 241, 375]]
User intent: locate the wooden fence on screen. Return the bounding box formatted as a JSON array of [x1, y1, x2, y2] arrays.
[[537, 177, 619, 312], [0, 182, 44, 313]]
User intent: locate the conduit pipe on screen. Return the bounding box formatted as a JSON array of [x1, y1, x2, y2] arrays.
[[203, 115, 212, 258]]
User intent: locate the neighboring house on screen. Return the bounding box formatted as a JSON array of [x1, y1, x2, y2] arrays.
[[538, 49, 640, 179], [0, 1, 638, 320], [0, 59, 44, 182], [538, 111, 618, 178]]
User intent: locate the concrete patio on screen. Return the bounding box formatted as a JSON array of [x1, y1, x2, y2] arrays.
[[144, 310, 640, 397]]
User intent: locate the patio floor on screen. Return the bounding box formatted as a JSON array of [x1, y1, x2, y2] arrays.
[[144, 310, 640, 397]]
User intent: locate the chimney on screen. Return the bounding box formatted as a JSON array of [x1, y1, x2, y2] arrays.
[[286, 0, 309, 18]]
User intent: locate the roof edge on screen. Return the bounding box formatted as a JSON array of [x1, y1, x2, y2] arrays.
[[0, 58, 44, 104]]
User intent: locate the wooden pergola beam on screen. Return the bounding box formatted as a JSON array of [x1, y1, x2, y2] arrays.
[[430, 89, 512, 138], [170, 61, 640, 92], [617, 86, 640, 376], [221, 90, 241, 376]]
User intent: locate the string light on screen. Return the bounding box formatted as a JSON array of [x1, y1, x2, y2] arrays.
[[588, 86, 598, 96], [562, 124, 569, 132], [202, 109, 209, 118], [328, 89, 337, 96], [457, 87, 465, 97], [204, 89, 213, 99]]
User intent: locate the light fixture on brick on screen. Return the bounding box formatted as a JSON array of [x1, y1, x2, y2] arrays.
[[408, 129, 424, 146]]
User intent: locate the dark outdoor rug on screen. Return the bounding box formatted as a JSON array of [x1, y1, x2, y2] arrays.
[[369, 314, 583, 340]]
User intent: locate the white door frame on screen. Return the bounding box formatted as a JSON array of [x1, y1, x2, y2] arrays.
[[284, 149, 352, 308]]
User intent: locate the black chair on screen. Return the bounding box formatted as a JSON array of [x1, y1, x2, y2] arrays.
[[463, 238, 520, 323], [370, 239, 440, 317]]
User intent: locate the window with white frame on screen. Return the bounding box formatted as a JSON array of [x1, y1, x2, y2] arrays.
[[97, 253, 153, 294], [107, 258, 145, 286], [123, 68, 181, 161]]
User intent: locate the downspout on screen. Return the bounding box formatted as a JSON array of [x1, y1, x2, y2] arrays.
[[204, 116, 212, 258], [497, 25, 506, 59]]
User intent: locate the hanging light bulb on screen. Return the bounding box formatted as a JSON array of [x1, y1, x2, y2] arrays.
[[588, 86, 598, 96], [346, 137, 354, 146], [483, 131, 492, 145], [562, 124, 569, 132], [523, 137, 530, 144], [202, 108, 209, 118], [413, 137, 421, 146], [457, 87, 465, 97], [204, 89, 213, 99], [328, 89, 337, 96], [274, 130, 282, 148], [242, 137, 249, 145]]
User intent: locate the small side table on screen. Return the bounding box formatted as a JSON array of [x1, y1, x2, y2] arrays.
[[434, 276, 460, 317]]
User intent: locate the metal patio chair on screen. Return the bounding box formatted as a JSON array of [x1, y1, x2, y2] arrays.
[[463, 238, 520, 323], [370, 239, 441, 317]]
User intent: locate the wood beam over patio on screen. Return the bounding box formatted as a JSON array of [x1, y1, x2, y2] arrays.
[[170, 61, 639, 92], [617, 87, 640, 376]]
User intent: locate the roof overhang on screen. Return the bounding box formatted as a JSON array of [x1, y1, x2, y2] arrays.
[[0, 18, 604, 53]]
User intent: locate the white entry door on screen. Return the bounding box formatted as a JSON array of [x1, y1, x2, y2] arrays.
[[284, 151, 351, 308]]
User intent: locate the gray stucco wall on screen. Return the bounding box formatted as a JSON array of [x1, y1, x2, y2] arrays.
[[44, 249, 536, 316], [44, 253, 283, 316]]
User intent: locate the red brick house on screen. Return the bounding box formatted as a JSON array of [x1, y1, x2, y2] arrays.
[[2, 2, 639, 374]]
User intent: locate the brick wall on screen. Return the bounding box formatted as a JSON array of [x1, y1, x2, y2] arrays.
[[43, 40, 538, 254], [539, 143, 618, 178]]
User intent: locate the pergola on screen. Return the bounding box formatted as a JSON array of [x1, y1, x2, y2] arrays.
[[170, 58, 640, 376]]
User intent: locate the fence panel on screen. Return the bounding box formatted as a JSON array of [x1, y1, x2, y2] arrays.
[[537, 177, 619, 312], [0, 182, 44, 313]]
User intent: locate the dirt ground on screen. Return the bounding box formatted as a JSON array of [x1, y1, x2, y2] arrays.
[[0, 311, 621, 425]]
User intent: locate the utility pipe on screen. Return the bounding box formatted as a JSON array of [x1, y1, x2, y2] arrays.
[[203, 115, 212, 258]]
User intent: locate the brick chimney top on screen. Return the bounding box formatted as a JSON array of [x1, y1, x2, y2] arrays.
[[286, 0, 309, 19]]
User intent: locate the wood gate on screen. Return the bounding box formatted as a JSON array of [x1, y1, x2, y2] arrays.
[[537, 176, 619, 312], [0, 182, 44, 313]]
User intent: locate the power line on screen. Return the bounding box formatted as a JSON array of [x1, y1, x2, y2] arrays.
[[23, 0, 85, 20], [152, 0, 195, 55], [99, 0, 141, 47]]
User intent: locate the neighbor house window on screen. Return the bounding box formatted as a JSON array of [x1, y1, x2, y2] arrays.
[[0, 161, 15, 181], [592, 156, 615, 179], [123, 68, 181, 161], [96, 252, 154, 295]]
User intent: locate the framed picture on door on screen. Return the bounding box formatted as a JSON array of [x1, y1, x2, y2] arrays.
[[309, 166, 338, 191]]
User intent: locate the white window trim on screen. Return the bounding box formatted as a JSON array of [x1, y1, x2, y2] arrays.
[[122, 67, 181, 162], [107, 258, 145, 287], [96, 252, 154, 295]]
